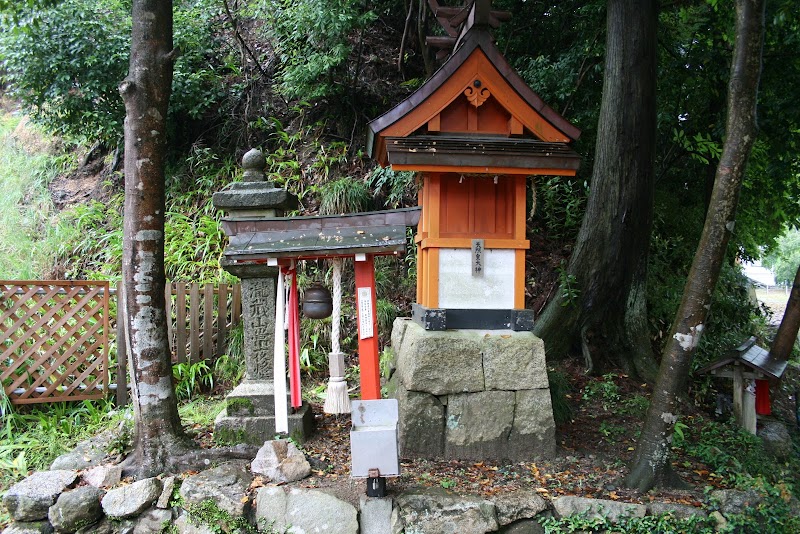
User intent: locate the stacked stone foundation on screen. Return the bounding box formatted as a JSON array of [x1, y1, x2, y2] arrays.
[[389, 318, 556, 461]]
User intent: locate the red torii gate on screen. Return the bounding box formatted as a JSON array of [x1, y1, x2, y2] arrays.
[[220, 208, 420, 401]]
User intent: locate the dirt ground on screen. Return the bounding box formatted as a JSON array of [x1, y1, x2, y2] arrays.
[[221, 357, 798, 509]]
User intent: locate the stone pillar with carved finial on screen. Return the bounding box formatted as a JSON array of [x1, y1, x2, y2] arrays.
[[211, 148, 314, 444]]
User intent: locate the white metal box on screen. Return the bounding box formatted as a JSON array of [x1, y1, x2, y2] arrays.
[[350, 399, 400, 478]]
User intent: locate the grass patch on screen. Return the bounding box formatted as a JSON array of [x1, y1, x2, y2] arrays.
[[0, 111, 67, 278]]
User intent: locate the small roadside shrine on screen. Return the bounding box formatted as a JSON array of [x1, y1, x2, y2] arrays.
[[367, 0, 581, 461], [698, 337, 788, 434], [213, 149, 419, 493]]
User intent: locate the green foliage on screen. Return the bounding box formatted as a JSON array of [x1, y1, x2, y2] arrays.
[[369, 167, 417, 209], [763, 228, 800, 285], [557, 262, 580, 308], [648, 228, 763, 368], [0, 112, 64, 279], [534, 177, 589, 242], [173, 360, 214, 400], [581, 373, 621, 411], [318, 176, 371, 215], [715, 482, 800, 534], [57, 195, 124, 280], [540, 510, 718, 534], [0, 0, 129, 145], [0, 399, 130, 492], [0, 0, 235, 147], [178, 397, 225, 429], [258, 0, 376, 100], [376, 298, 398, 336], [547, 367, 573, 424], [672, 417, 797, 487], [185, 498, 281, 534]]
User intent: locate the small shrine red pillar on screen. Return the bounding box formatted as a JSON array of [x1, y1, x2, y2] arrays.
[[355, 254, 381, 400]]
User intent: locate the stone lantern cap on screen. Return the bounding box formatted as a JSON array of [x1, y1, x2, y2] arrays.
[[212, 148, 298, 217]]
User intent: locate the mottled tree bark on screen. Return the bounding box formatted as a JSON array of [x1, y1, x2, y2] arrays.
[[625, 0, 765, 492], [770, 264, 800, 362], [120, 0, 190, 478], [533, 0, 658, 382]]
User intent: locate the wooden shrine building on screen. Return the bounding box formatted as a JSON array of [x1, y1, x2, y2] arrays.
[[368, 0, 581, 331]]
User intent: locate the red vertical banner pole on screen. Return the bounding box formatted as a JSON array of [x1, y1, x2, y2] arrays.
[[354, 254, 381, 400], [288, 267, 302, 408]]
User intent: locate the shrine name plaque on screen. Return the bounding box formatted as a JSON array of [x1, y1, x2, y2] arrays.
[[471, 239, 485, 277]]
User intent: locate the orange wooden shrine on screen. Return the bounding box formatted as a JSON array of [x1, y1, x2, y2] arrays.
[[368, 0, 581, 331]]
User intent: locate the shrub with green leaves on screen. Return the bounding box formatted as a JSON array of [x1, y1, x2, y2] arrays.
[[258, 0, 376, 100], [0, 0, 233, 147]]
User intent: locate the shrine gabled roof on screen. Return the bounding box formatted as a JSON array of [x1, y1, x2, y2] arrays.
[[697, 336, 788, 380], [367, 26, 581, 167]]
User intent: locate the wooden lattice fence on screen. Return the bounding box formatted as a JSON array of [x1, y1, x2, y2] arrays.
[[1, 281, 109, 404], [1, 281, 242, 406]]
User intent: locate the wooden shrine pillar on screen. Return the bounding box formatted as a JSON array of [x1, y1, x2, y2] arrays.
[[355, 254, 381, 400]]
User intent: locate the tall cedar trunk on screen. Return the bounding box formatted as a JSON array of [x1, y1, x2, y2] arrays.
[[120, 0, 189, 478], [625, 0, 764, 492], [533, 0, 658, 381], [770, 264, 800, 362]]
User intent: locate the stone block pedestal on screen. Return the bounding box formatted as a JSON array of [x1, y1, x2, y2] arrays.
[[389, 318, 555, 461], [214, 381, 314, 445]]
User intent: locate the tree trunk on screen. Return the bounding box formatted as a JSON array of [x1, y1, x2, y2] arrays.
[[533, 0, 658, 382], [770, 264, 800, 362], [625, 0, 765, 492], [120, 0, 189, 478]]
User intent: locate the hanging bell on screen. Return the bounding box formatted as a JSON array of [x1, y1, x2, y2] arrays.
[[302, 282, 333, 319]]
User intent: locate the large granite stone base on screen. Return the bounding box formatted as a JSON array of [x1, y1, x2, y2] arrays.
[[389, 318, 556, 461], [214, 380, 314, 445]]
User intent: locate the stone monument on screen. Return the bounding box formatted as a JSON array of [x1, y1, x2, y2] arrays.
[[212, 148, 314, 444]]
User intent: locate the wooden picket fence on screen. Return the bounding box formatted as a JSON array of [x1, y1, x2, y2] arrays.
[[0, 281, 110, 404], [115, 281, 242, 405], [0, 280, 241, 405]]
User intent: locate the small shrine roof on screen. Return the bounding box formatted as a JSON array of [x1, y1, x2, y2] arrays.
[[367, 18, 581, 169], [697, 336, 788, 380], [220, 208, 421, 261]]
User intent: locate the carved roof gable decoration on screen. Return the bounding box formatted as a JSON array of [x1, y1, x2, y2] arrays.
[[368, 0, 581, 176]]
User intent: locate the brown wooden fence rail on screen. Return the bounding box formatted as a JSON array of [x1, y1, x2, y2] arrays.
[[1, 280, 241, 406], [0, 281, 109, 404], [115, 282, 242, 405]]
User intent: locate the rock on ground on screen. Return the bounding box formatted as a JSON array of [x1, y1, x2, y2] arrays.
[[1, 521, 54, 534], [82, 465, 122, 489], [646, 501, 707, 520], [492, 490, 548, 526], [101, 478, 162, 519], [251, 439, 311, 483], [758, 420, 793, 460], [3, 470, 79, 522], [255, 487, 358, 534], [552, 496, 646, 522], [48, 485, 105, 533], [395, 488, 498, 534], [133, 507, 173, 534], [179, 461, 252, 518], [710, 489, 763, 516], [50, 429, 119, 471]]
